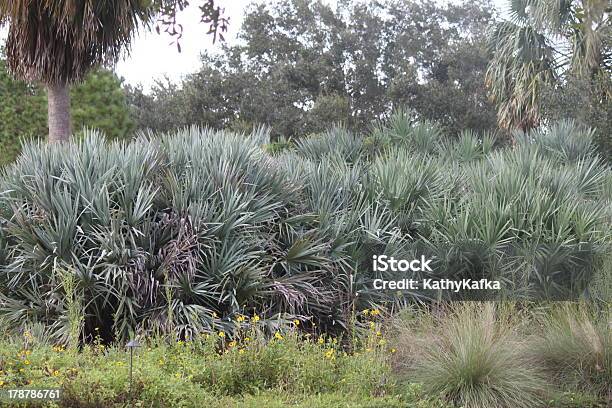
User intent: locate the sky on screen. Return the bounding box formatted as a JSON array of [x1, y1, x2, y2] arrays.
[[1, 0, 510, 91]]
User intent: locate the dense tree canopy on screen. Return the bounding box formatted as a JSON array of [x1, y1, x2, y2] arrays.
[[127, 0, 499, 138], [0, 56, 47, 165]]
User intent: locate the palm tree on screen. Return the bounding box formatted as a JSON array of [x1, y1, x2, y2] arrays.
[[486, 0, 610, 132], [0, 1, 153, 142]]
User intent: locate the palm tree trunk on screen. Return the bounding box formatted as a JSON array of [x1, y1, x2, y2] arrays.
[[47, 82, 72, 143]]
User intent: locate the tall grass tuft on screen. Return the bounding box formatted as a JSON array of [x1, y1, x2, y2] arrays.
[[395, 303, 546, 408], [533, 304, 611, 399]]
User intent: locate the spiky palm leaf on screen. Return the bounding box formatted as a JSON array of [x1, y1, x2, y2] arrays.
[[486, 0, 611, 131], [0, 120, 609, 342]]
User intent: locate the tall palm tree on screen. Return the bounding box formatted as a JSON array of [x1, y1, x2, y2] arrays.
[[0, 1, 153, 142], [486, 0, 610, 132]]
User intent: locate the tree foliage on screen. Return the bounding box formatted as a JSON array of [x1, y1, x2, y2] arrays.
[[0, 57, 135, 166], [0, 56, 47, 165], [71, 70, 136, 141], [486, 0, 611, 131], [0, 0, 152, 84], [128, 0, 498, 138]]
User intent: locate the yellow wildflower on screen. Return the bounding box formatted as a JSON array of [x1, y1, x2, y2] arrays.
[[238, 349, 245, 354], [24, 360, 31, 365], [293, 319, 300, 326], [53, 370, 60, 377], [218, 331, 225, 338], [361, 309, 369, 316], [236, 315, 246, 323], [228, 341, 237, 348], [251, 315, 260, 323], [376, 331, 382, 337], [370, 309, 380, 316], [274, 332, 284, 340], [318, 337, 325, 345], [390, 348, 397, 353], [369, 321, 375, 329], [244, 337, 251, 342]]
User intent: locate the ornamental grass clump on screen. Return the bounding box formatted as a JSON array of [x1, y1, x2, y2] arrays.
[[395, 303, 546, 408], [532, 304, 611, 399]]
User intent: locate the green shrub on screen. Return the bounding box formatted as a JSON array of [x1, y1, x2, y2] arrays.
[[0, 120, 609, 343], [295, 126, 364, 163], [264, 139, 294, 155], [515, 120, 596, 163], [386, 108, 443, 155]]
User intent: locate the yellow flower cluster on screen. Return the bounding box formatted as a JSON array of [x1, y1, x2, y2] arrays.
[[361, 308, 380, 317], [360, 307, 396, 355]]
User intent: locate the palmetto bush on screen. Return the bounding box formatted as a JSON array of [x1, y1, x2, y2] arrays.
[[0, 119, 610, 342], [0, 129, 345, 342]]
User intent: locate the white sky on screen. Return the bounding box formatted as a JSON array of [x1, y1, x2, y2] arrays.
[[1, 0, 509, 91]]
